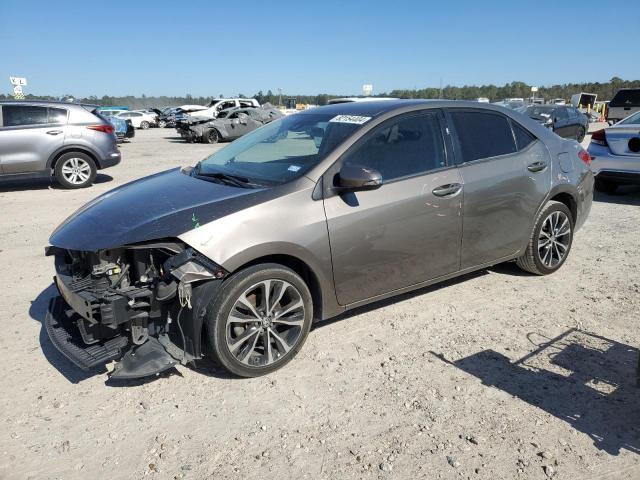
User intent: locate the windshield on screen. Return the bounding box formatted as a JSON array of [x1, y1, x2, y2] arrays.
[[619, 111, 640, 125], [523, 106, 555, 118], [196, 113, 366, 186]]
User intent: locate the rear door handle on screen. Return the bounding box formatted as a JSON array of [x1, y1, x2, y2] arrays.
[[432, 183, 462, 197], [527, 161, 547, 173], [46, 130, 63, 135]]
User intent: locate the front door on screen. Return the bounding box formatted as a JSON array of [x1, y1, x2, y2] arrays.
[[0, 105, 66, 174], [447, 109, 551, 269], [324, 110, 463, 305]]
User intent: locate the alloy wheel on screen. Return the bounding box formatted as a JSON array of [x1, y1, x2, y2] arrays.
[[60, 157, 92, 185], [226, 279, 305, 367], [537, 210, 571, 268]]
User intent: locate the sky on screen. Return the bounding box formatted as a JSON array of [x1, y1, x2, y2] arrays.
[[1, 0, 638, 98]]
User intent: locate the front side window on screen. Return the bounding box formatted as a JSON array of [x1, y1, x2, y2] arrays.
[[449, 110, 516, 162], [2, 105, 48, 126], [341, 112, 446, 182], [554, 108, 568, 120], [196, 113, 364, 186]]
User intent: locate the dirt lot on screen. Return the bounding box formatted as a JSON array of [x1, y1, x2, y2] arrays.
[[0, 126, 639, 480]]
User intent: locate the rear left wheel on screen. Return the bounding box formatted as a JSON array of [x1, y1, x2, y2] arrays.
[[576, 126, 586, 142], [516, 201, 573, 275], [205, 264, 313, 377]]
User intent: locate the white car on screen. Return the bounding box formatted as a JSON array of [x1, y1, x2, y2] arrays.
[[588, 111, 640, 193], [115, 111, 157, 129], [184, 98, 260, 119]]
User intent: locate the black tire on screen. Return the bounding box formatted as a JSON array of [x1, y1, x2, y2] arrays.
[[594, 177, 618, 194], [202, 128, 219, 144], [53, 152, 97, 189], [516, 200, 574, 275], [140, 121, 150, 130], [576, 126, 586, 142], [205, 263, 313, 377]]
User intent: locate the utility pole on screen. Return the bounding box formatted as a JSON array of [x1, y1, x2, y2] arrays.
[[439, 77, 443, 99], [277, 88, 282, 107]]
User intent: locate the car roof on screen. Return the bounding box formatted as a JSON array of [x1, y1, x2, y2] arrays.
[[0, 99, 98, 108], [298, 99, 524, 118]]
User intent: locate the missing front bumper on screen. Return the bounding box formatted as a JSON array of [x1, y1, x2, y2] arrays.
[[45, 295, 178, 379]]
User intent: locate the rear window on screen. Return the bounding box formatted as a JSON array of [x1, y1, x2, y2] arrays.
[[511, 121, 536, 150], [449, 110, 516, 162], [610, 89, 640, 107]]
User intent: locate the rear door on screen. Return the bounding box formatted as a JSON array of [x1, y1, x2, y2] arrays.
[[447, 108, 551, 269], [0, 104, 67, 174], [324, 110, 463, 305]]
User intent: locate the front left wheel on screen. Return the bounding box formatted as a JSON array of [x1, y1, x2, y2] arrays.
[[205, 264, 313, 377], [576, 126, 586, 142], [140, 121, 150, 129]]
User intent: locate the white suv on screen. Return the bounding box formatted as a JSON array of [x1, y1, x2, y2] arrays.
[[184, 98, 260, 119]]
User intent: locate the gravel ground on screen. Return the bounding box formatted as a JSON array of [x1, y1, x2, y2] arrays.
[[0, 125, 638, 480]]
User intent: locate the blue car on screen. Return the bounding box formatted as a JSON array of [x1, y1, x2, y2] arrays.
[[105, 115, 134, 142]]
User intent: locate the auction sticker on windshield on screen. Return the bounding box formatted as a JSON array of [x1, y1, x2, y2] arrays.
[[329, 115, 371, 125]]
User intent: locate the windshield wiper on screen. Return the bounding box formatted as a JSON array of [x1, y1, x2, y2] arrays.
[[192, 163, 254, 188]]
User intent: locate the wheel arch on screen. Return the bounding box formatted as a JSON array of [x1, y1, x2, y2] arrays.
[[230, 253, 325, 323], [47, 145, 101, 170], [549, 191, 577, 223], [194, 252, 329, 363]]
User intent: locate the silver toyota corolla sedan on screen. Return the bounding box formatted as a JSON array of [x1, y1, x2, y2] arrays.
[[45, 100, 594, 379]]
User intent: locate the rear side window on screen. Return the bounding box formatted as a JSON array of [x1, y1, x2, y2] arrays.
[[610, 89, 640, 107], [449, 110, 516, 162], [2, 105, 48, 126], [342, 112, 446, 182], [511, 121, 536, 150], [48, 107, 68, 124]]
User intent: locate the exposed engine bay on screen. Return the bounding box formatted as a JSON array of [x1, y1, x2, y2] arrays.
[[45, 240, 226, 379]]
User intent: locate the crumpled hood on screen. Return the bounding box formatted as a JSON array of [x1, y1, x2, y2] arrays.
[[49, 168, 263, 251]]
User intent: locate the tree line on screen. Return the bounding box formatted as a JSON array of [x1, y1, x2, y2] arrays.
[[1, 77, 638, 108]]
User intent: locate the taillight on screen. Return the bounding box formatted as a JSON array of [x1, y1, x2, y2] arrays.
[[87, 124, 114, 134], [590, 129, 608, 146], [578, 149, 591, 166]]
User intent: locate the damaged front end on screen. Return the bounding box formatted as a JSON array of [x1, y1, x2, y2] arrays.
[[45, 240, 226, 379]]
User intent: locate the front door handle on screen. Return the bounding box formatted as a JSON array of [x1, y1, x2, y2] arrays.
[[46, 130, 63, 135], [432, 183, 462, 197], [527, 161, 547, 173]]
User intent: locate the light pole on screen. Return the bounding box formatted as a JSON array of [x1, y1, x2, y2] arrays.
[[277, 88, 282, 107]]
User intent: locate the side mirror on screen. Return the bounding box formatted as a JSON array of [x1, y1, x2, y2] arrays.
[[334, 164, 382, 192]]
